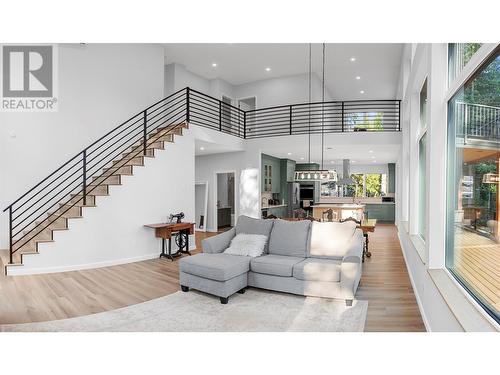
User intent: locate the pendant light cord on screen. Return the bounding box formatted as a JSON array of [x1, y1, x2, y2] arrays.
[[321, 43, 325, 171], [308, 43, 312, 164]]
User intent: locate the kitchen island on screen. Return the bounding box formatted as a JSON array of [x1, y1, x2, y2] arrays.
[[312, 203, 365, 221]]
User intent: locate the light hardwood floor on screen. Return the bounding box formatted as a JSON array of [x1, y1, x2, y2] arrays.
[[0, 224, 425, 331]]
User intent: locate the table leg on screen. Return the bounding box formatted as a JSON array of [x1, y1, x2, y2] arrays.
[[185, 230, 191, 255], [365, 233, 371, 258], [167, 237, 174, 261], [159, 238, 168, 259]]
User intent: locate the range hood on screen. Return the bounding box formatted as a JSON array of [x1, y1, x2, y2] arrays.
[[338, 159, 356, 185]]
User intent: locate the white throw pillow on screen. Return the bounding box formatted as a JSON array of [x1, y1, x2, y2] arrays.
[[224, 233, 268, 257]]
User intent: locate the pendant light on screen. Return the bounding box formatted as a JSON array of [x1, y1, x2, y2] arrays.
[[295, 43, 338, 182]]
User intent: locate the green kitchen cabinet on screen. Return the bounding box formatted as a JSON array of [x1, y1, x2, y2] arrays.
[[262, 154, 281, 193], [365, 203, 395, 223], [388, 163, 396, 194]]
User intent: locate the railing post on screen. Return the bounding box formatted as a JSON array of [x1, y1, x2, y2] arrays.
[[398, 100, 401, 131], [8, 206, 12, 264], [219, 101, 222, 131], [289, 105, 292, 135], [186, 87, 190, 124], [143, 110, 147, 155], [341, 102, 345, 132], [244, 112, 247, 139], [82, 150, 87, 206]]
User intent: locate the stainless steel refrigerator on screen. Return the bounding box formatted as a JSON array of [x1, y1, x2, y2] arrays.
[[286, 182, 300, 217]]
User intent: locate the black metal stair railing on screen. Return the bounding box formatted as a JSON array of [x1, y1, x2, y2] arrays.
[[3, 87, 401, 265]]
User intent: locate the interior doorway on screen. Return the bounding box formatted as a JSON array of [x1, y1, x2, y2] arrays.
[[238, 96, 256, 136], [194, 182, 208, 232], [215, 172, 235, 231]]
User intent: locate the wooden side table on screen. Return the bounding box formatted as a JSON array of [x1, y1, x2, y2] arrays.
[[358, 219, 377, 260], [144, 222, 194, 261]]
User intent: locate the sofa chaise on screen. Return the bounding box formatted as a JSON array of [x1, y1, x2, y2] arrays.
[[179, 215, 364, 305]]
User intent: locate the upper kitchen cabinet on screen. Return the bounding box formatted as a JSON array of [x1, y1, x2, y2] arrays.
[[281, 159, 296, 182], [262, 154, 281, 193]]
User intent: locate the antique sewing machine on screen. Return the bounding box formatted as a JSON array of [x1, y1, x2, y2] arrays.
[[144, 211, 193, 261], [169, 212, 185, 224]]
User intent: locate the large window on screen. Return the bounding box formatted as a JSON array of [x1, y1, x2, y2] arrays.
[[446, 48, 500, 323], [321, 173, 387, 198], [448, 43, 483, 84], [418, 79, 428, 240]]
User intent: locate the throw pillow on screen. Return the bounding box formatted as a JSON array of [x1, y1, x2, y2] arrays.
[[224, 233, 268, 257]]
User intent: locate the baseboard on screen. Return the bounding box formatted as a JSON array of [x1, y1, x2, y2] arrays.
[[397, 229, 431, 332], [7, 243, 196, 276]]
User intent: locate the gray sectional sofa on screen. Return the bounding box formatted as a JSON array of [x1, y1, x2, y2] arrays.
[[179, 215, 364, 305]]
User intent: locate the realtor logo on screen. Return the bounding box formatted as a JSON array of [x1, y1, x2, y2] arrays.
[[1, 44, 58, 112]]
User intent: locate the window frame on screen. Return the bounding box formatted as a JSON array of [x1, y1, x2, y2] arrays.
[[445, 45, 500, 325]]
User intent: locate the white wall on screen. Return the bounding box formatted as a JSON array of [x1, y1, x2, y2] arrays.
[[163, 63, 332, 109], [164, 63, 211, 95], [233, 73, 332, 108], [9, 130, 195, 275], [0, 43, 166, 249]]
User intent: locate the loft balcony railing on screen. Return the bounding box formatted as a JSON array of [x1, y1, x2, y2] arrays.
[[455, 101, 500, 142], [3, 87, 401, 265]]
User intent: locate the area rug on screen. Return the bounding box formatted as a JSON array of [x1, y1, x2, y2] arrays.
[[0, 289, 368, 332]]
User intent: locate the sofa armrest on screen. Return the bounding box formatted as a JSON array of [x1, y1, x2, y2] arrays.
[[342, 229, 364, 263], [340, 229, 364, 300], [201, 228, 236, 254]]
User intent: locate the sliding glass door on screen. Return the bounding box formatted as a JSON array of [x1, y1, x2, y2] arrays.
[[446, 48, 500, 323]]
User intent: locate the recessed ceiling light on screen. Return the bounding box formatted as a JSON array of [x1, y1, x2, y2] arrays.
[[352, 160, 356, 163], [200, 146, 205, 151], [369, 150, 373, 153], [350, 57, 356, 62], [287, 152, 292, 155], [330, 160, 335, 164], [300, 157, 304, 160], [371, 155, 375, 159], [356, 76, 361, 80], [211, 63, 217, 67], [360, 90, 365, 94], [265, 67, 271, 72]]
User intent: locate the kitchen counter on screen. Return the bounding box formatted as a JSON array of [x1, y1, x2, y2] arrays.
[[312, 203, 365, 209], [312, 203, 365, 221], [261, 204, 287, 210]]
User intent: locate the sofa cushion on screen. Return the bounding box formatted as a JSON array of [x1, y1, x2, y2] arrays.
[[179, 253, 250, 282], [235, 215, 274, 252], [250, 254, 305, 277], [268, 219, 311, 258], [309, 221, 357, 259], [293, 258, 342, 282]]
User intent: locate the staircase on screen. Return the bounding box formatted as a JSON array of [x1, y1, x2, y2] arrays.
[[0, 123, 187, 272]]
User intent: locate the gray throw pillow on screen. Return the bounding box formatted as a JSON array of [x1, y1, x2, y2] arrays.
[[268, 219, 311, 258]]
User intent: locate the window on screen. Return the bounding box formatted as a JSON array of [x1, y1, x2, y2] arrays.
[[448, 43, 483, 84], [418, 133, 427, 240], [446, 49, 500, 323], [321, 173, 387, 198], [418, 79, 428, 241]]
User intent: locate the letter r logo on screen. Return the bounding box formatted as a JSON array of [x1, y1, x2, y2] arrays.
[[2, 45, 53, 97]]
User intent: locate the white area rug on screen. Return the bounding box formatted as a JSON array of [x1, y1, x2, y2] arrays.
[[0, 289, 368, 332]]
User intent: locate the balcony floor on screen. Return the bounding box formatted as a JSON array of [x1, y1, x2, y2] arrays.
[[452, 228, 500, 315]]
